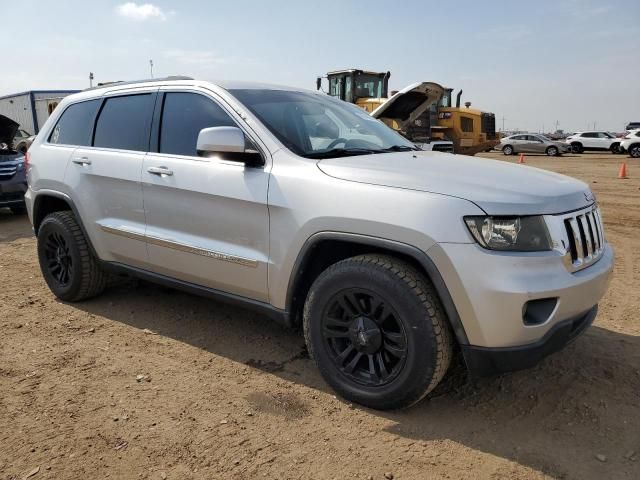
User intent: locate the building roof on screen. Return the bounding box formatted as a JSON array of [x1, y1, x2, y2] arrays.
[[0, 90, 80, 101]]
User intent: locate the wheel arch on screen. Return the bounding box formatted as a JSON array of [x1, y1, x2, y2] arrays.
[[285, 232, 469, 345], [32, 190, 99, 258]]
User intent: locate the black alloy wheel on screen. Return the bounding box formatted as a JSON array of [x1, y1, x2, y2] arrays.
[[321, 288, 408, 387]]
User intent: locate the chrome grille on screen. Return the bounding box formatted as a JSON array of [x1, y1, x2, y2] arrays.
[[562, 206, 604, 272], [0, 164, 17, 180]]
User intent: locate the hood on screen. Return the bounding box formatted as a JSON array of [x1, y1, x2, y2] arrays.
[[0, 115, 19, 147], [370, 82, 444, 130], [317, 151, 592, 215]]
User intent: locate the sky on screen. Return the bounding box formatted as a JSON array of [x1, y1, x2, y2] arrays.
[[1, 0, 638, 132]]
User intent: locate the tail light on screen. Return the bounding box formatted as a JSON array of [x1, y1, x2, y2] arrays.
[[24, 151, 30, 169]]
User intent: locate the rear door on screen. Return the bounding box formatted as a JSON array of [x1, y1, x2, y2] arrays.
[[65, 90, 156, 267], [141, 88, 270, 301], [581, 132, 597, 149]]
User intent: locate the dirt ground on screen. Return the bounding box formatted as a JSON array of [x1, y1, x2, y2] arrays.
[[1, 152, 639, 480]]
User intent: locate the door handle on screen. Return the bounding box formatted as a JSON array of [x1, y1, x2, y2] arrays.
[[147, 166, 173, 176], [72, 157, 91, 165]]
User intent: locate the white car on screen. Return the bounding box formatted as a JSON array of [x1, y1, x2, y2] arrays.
[[565, 131, 621, 154], [619, 129, 640, 158]]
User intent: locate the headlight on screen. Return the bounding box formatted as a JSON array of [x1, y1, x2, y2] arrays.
[[464, 216, 552, 251]]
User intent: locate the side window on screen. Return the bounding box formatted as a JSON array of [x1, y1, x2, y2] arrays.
[[159, 92, 236, 157], [582, 132, 596, 138], [49, 100, 100, 146], [93, 94, 154, 151], [460, 116, 474, 133]]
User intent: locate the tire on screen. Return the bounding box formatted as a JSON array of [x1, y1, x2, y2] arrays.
[[571, 142, 583, 154], [546, 146, 559, 157], [303, 254, 453, 410], [630, 144, 640, 158], [610, 143, 620, 154], [37, 211, 107, 302], [502, 145, 514, 155], [10, 205, 27, 215]]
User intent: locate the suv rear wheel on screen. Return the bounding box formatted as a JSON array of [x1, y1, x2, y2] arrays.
[[37, 211, 107, 301], [303, 254, 453, 410]]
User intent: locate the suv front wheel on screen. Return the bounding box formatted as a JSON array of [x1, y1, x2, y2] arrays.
[[303, 254, 453, 410], [37, 211, 107, 302]]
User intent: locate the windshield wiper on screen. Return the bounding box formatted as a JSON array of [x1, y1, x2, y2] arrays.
[[380, 145, 420, 152], [304, 147, 385, 159]]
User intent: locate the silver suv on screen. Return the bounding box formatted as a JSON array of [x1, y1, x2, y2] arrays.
[[25, 77, 614, 410]]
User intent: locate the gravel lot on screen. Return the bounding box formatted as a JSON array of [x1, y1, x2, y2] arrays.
[[1, 151, 639, 480]]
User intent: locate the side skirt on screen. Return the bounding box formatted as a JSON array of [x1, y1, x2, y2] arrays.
[[102, 262, 292, 328]]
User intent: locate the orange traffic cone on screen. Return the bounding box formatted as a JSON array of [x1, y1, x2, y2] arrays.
[[518, 153, 525, 164], [618, 162, 628, 179]]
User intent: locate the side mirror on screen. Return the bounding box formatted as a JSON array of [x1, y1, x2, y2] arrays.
[[316, 77, 322, 91], [196, 126, 263, 166]]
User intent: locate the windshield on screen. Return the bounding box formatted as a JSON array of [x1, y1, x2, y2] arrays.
[[229, 89, 416, 158], [354, 74, 384, 98]]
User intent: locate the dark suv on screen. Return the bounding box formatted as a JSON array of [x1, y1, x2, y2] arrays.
[[0, 114, 28, 214]]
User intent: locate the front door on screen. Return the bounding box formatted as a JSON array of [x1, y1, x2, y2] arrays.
[[141, 90, 270, 302]]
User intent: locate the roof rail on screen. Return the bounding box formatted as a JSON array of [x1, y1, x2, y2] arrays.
[[83, 75, 194, 91]]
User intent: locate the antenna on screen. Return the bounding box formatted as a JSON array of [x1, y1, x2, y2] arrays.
[[149, 59, 154, 78], [89, 72, 94, 88]]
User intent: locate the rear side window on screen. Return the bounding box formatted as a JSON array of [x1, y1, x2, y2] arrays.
[[49, 100, 100, 146], [159, 92, 236, 156], [94, 94, 154, 151]]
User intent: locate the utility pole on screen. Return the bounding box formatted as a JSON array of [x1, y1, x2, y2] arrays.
[[149, 59, 154, 78], [89, 72, 94, 88], [501, 116, 505, 132], [555, 120, 559, 132]]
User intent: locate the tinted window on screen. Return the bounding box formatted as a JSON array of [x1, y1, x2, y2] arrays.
[[581, 132, 596, 138], [49, 100, 100, 146], [159, 93, 236, 156], [94, 94, 153, 151]]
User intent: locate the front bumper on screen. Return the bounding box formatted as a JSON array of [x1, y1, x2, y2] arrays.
[[427, 241, 614, 349], [461, 305, 596, 376], [0, 176, 27, 207]]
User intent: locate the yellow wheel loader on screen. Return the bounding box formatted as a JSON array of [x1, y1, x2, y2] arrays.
[[317, 69, 499, 155]]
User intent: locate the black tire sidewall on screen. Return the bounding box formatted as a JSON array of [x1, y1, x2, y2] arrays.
[[305, 262, 439, 409], [572, 143, 583, 153], [37, 215, 85, 301]]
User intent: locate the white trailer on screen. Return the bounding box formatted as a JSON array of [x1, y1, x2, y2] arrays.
[[0, 90, 79, 135]]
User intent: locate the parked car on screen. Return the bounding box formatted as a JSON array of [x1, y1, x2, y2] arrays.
[[619, 130, 640, 158], [496, 133, 570, 156], [13, 128, 35, 153], [25, 78, 614, 410], [0, 115, 28, 214], [565, 131, 621, 154], [625, 122, 640, 131]]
